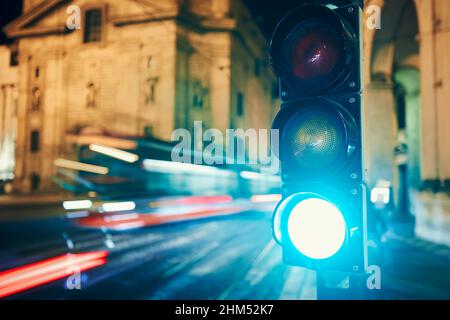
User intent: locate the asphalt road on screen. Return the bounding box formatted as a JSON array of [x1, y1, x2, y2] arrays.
[[0, 197, 449, 300]]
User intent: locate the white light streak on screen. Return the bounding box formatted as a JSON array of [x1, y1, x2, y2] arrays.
[[251, 194, 282, 203], [54, 159, 109, 175], [101, 201, 136, 212], [89, 144, 139, 163], [240, 171, 281, 182], [63, 200, 93, 210], [143, 159, 234, 177]]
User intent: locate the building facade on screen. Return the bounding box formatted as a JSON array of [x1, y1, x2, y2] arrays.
[[4, 0, 277, 193], [0, 45, 18, 182]]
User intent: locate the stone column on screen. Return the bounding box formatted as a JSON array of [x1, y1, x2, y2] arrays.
[[415, 0, 439, 183], [13, 53, 31, 194], [0, 86, 5, 141], [363, 81, 397, 194], [434, 0, 450, 182], [209, 35, 231, 133]]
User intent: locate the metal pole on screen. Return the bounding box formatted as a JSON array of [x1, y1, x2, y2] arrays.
[[317, 271, 367, 300]]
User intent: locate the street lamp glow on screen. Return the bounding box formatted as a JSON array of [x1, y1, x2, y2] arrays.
[[287, 198, 346, 260]]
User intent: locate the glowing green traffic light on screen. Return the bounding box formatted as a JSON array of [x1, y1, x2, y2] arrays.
[[270, 2, 365, 274], [286, 197, 347, 260]]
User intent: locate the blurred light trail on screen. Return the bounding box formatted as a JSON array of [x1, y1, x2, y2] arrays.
[[66, 134, 138, 150], [65, 211, 90, 219], [104, 213, 139, 222], [54, 159, 109, 175], [112, 221, 146, 231], [251, 194, 282, 203], [63, 200, 93, 210], [240, 171, 281, 182], [89, 144, 139, 163], [76, 207, 244, 230], [149, 195, 233, 208], [143, 159, 234, 177], [101, 201, 136, 212], [0, 251, 108, 298]]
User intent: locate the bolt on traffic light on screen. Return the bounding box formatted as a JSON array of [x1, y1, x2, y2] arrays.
[[271, 3, 367, 274]]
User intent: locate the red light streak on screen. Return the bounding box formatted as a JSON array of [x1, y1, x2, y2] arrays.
[[149, 195, 233, 208], [0, 251, 108, 299], [77, 207, 243, 230]]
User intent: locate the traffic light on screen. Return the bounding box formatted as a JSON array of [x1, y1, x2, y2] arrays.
[[271, 3, 367, 274]]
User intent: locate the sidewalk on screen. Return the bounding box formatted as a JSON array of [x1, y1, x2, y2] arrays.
[[386, 220, 449, 249], [0, 193, 74, 222], [415, 223, 450, 247], [411, 191, 450, 247], [0, 193, 70, 208], [380, 221, 450, 299]]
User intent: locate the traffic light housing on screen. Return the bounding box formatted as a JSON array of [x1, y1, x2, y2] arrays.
[[271, 3, 367, 274]]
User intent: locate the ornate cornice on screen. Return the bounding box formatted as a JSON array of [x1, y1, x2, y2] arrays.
[[4, 0, 70, 38]]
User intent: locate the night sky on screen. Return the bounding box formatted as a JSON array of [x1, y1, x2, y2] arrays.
[[244, 0, 361, 38], [0, 0, 358, 44], [0, 1, 22, 44]]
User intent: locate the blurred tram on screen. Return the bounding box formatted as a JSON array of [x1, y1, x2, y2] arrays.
[[53, 136, 280, 199]]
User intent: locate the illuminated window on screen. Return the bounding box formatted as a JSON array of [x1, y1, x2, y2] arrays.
[[83, 9, 102, 43]]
